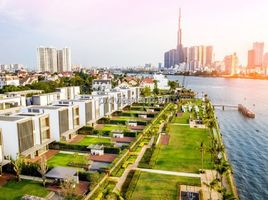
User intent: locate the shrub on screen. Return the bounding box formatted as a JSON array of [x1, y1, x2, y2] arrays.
[[49, 142, 89, 152], [138, 147, 155, 168], [104, 147, 120, 154]]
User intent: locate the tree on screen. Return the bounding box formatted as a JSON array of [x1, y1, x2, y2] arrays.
[[37, 155, 48, 187], [12, 155, 25, 182], [141, 86, 151, 97], [153, 80, 160, 95], [168, 81, 177, 91], [216, 161, 231, 187], [200, 141, 205, 173], [204, 179, 219, 200], [218, 188, 236, 200], [61, 177, 78, 200]]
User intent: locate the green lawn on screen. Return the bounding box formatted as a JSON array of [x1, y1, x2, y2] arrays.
[[112, 116, 147, 122], [76, 136, 111, 146], [130, 172, 200, 200], [0, 180, 49, 200], [171, 112, 190, 124], [153, 124, 213, 173], [95, 124, 129, 132], [47, 153, 87, 168]]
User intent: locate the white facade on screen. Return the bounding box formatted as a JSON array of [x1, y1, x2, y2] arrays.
[[55, 86, 80, 100], [153, 74, 169, 90], [32, 92, 60, 106], [0, 113, 53, 159], [92, 79, 112, 91], [0, 75, 20, 89]]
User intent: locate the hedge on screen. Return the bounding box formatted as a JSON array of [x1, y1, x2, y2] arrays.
[[79, 171, 104, 191], [104, 147, 120, 154], [49, 142, 89, 152], [138, 146, 155, 168]]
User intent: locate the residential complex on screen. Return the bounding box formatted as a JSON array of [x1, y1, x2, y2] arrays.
[[0, 85, 141, 161]]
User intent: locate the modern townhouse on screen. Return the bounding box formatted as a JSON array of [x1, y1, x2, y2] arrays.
[[32, 92, 61, 106], [55, 86, 80, 100], [0, 111, 53, 160]]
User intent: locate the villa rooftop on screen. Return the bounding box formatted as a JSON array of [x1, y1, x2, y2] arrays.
[[87, 144, 104, 150]]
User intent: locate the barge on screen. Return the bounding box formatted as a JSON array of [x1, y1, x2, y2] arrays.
[[238, 104, 255, 118]]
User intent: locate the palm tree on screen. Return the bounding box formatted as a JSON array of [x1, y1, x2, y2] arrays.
[[216, 161, 231, 187], [218, 188, 236, 200], [203, 179, 219, 200], [12, 154, 25, 182], [37, 155, 48, 187], [200, 141, 205, 173]]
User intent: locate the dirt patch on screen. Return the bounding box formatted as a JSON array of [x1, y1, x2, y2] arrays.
[[30, 150, 59, 163], [95, 124, 104, 129], [161, 134, 170, 145], [89, 154, 117, 163], [0, 173, 16, 187], [69, 135, 85, 144]]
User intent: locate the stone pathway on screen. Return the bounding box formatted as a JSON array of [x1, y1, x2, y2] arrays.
[[200, 170, 222, 200], [113, 137, 154, 192]]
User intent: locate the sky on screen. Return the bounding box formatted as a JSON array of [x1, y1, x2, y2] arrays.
[[0, 0, 268, 70]]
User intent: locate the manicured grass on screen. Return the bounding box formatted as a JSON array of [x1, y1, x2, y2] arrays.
[[112, 116, 147, 122], [130, 172, 200, 200], [153, 124, 213, 173], [171, 112, 190, 124], [47, 153, 87, 168], [95, 124, 129, 132], [0, 180, 49, 200], [76, 136, 111, 146]]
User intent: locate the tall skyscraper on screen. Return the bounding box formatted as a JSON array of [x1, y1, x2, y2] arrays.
[[253, 42, 264, 67], [177, 8, 184, 65], [164, 9, 184, 68], [37, 47, 58, 72], [38, 47, 71, 72]]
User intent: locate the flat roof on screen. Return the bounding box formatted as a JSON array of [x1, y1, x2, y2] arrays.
[[29, 106, 64, 110], [0, 115, 25, 122], [45, 166, 77, 179]]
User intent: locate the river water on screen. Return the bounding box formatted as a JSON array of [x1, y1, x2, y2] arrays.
[[167, 75, 268, 200]]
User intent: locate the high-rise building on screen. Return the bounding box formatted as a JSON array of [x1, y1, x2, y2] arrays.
[[206, 46, 213, 67], [164, 9, 184, 68], [224, 53, 238, 75], [253, 42, 264, 67], [247, 49, 255, 69], [176, 8, 184, 64], [189, 46, 199, 71], [164, 49, 178, 68], [38, 47, 71, 73], [57, 48, 71, 72], [263, 53, 268, 67], [37, 47, 57, 72]]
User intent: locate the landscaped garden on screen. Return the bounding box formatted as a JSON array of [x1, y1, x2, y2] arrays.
[[127, 172, 200, 200], [152, 124, 213, 173], [47, 152, 89, 169], [0, 180, 49, 200], [76, 136, 111, 146], [171, 112, 190, 124]]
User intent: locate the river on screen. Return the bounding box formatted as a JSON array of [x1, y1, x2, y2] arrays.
[[166, 75, 268, 200]]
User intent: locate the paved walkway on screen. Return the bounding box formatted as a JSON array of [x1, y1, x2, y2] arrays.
[[201, 170, 222, 200], [114, 137, 154, 192], [135, 168, 200, 178], [169, 123, 189, 126]]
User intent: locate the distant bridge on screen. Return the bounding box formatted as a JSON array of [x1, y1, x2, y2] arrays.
[[213, 104, 238, 110]]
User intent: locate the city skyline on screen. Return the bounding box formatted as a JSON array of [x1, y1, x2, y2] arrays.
[[1, 0, 268, 69]]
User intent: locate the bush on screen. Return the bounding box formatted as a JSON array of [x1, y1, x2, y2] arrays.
[[78, 171, 103, 191], [138, 147, 155, 168], [78, 126, 94, 135], [104, 147, 120, 154], [124, 131, 138, 137], [49, 142, 89, 152]]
